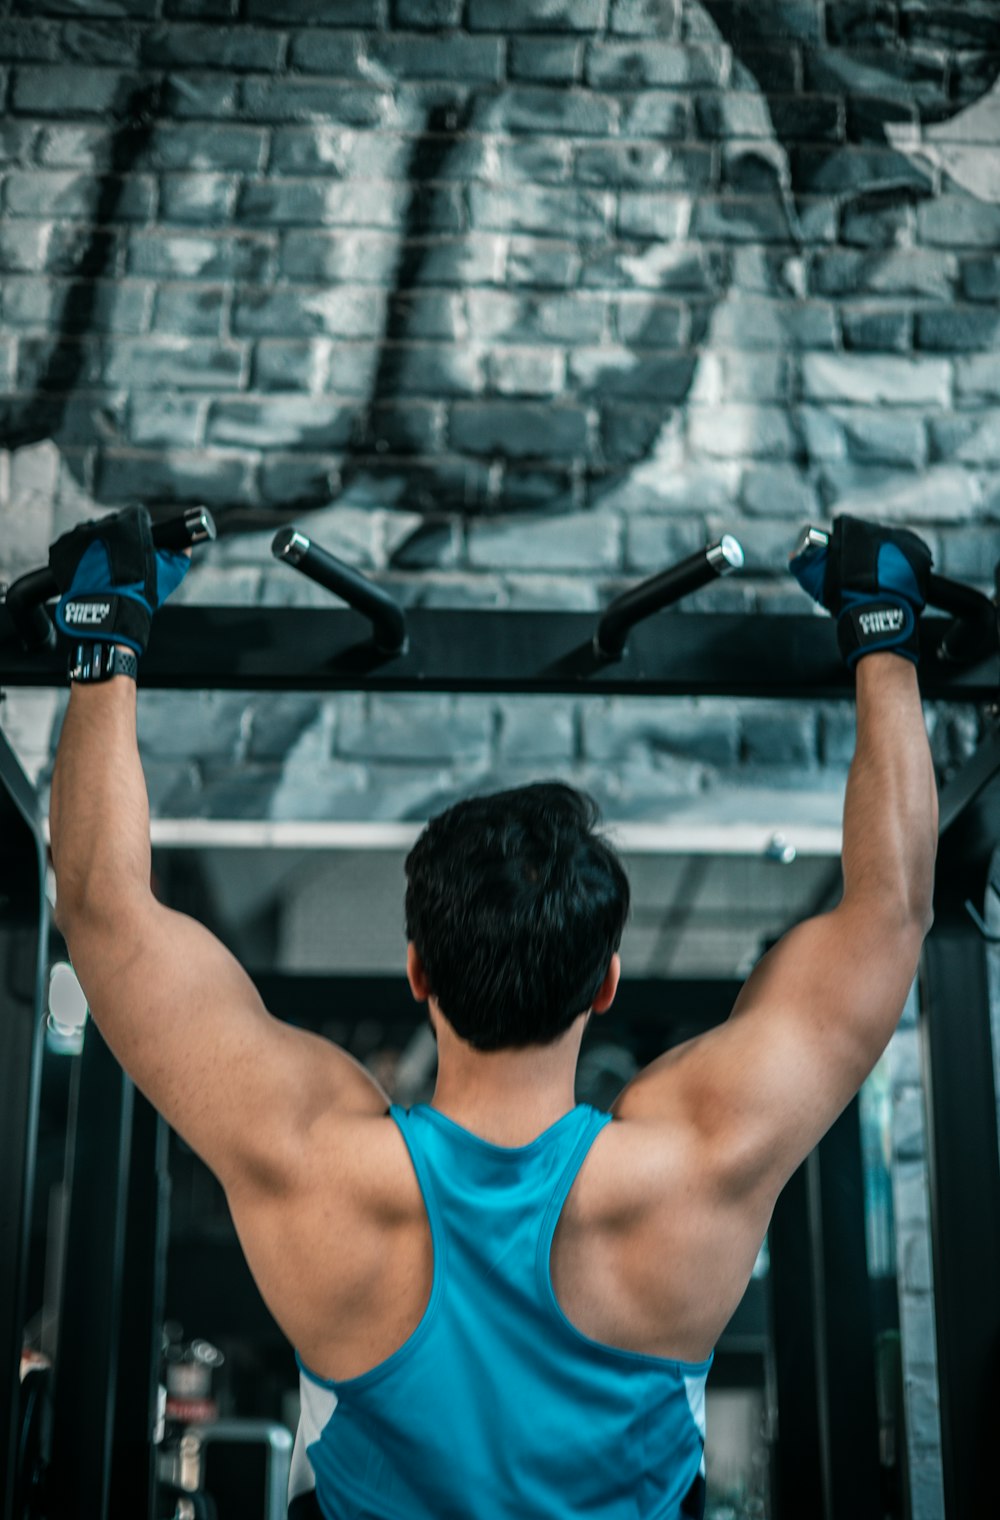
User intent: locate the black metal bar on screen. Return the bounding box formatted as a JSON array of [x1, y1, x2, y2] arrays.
[[919, 914, 1000, 1520], [109, 1096, 170, 1520], [48, 1029, 134, 1520], [1, 605, 996, 700], [0, 732, 47, 1520], [768, 1156, 826, 1519], [272, 527, 408, 654], [593, 537, 744, 659], [3, 508, 217, 652], [814, 1100, 883, 1518], [938, 726, 1000, 837]]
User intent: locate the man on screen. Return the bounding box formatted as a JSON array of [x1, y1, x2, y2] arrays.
[[49, 510, 937, 1519]]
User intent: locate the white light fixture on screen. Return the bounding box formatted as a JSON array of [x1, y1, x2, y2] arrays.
[[46, 961, 88, 1054]]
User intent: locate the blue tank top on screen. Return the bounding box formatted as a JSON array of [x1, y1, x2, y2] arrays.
[[290, 1103, 712, 1520]]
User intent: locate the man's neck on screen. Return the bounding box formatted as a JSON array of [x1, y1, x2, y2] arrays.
[[429, 1007, 586, 1147]]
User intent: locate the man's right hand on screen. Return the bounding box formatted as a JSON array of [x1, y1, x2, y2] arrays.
[[49, 504, 190, 657], [790, 514, 932, 668]]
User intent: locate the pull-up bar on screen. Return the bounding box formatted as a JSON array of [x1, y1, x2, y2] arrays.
[[1, 512, 997, 702]]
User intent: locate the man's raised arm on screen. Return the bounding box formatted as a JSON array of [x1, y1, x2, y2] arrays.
[[48, 509, 387, 1196], [617, 516, 938, 1212]]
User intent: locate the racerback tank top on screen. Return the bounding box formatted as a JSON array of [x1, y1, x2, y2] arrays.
[[290, 1102, 711, 1520]]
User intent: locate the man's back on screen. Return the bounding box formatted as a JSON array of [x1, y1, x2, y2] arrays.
[[277, 1102, 711, 1520]]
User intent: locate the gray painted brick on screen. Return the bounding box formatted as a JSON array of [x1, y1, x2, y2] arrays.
[[917, 309, 1000, 353], [688, 404, 797, 460], [152, 285, 226, 337], [616, 91, 689, 139], [280, 229, 406, 284], [128, 232, 273, 282], [0, 120, 36, 159], [506, 238, 579, 289], [0, 21, 63, 64], [378, 344, 485, 398], [691, 196, 793, 243], [17, 335, 103, 392], [818, 462, 979, 522], [616, 194, 689, 241], [842, 308, 912, 353], [240, 78, 391, 127], [388, 292, 463, 342], [841, 198, 914, 249], [208, 396, 355, 451], [578, 143, 714, 189], [450, 402, 589, 459], [483, 87, 615, 137], [468, 0, 605, 30], [830, 407, 927, 468], [508, 38, 583, 83], [496, 698, 577, 763], [17, 0, 158, 14], [166, 1, 240, 16], [930, 414, 1000, 466], [233, 286, 384, 340], [244, 0, 383, 20], [499, 468, 577, 512], [954, 355, 1000, 404], [466, 290, 606, 344], [623, 514, 710, 572], [469, 183, 609, 238], [102, 337, 246, 390], [598, 401, 671, 466], [338, 694, 492, 766], [367, 403, 444, 455], [610, 0, 679, 35], [713, 352, 792, 403], [143, 124, 267, 174], [137, 690, 248, 761], [695, 91, 774, 139], [3, 275, 149, 334], [571, 347, 695, 400], [614, 298, 685, 347], [4, 169, 154, 220], [258, 456, 343, 510], [741, 464, 818, 518], [489, 348, 565, 397], [128, 394, 205, 449], [142, 23, 284, 70], [94, 448, 254, 505], [392, 0, 463, 26], [800, 354, 951, 407], [467, 510, 619, 571], [961, 256, 1000, 303], [11, 64, 146, 116], [162, 72, 238, 119], [585, 42, 725, 89], [709, 296, 837, 350], [160, 174, 239, 225], [918, 196, 1000, 249], [809, 249, 957, 300], [369, 35, 504, 83], [741, 706, 816, 767], [238, 178, 409, 229], [284, 30, 363, 76], [582, 698, 739, 768], [269, 126, 409, 178]]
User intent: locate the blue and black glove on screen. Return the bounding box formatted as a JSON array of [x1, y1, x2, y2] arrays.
[[790, 514, 932, 668], [48, 505, 190, 657]]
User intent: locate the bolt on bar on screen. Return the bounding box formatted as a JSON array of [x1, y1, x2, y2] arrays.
[[2, 508, 217, 653], [271, 527, 408, 655], [594, 536, 745, 660]]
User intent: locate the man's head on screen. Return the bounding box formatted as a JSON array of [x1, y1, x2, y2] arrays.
[[404, 782, 630, 1052]]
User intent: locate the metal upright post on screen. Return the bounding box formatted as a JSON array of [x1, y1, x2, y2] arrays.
[[48, 1028, 134, 1520], [920, 914, 1000, 1518], [0, 731, 47, 1520], [109, 1094, 170, 1520]]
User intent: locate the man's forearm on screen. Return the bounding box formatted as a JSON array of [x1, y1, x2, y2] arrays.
[[842, 654, 937, 927], [50, 673, 152, 925]]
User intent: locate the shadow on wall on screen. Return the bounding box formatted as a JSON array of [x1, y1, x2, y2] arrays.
[[1, 0, 1000, 581]]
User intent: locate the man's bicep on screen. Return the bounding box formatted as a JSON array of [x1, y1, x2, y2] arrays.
[[62, 899, 384, 1189], [619, 903, 922, 1198]]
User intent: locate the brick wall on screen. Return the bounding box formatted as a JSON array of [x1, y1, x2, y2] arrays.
[[0, 0, 995, 819]]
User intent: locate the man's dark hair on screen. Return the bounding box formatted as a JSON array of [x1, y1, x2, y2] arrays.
[[404, 782, 630, 1051]]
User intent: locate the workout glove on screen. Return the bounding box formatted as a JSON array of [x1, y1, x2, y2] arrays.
[[790, 514, 932, 668], [49, 505, 190, 657]]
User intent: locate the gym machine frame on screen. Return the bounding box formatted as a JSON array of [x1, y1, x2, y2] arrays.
[[2, 515, 1000, 1520]]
